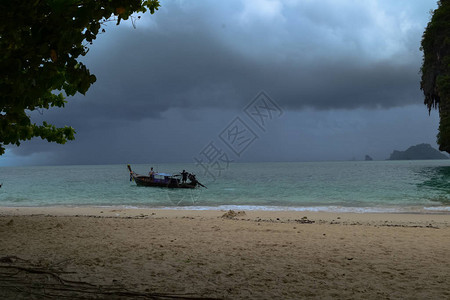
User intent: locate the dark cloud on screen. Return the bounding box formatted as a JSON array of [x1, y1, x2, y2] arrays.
[[70, 0, 429, 118], [3, 0, 441, 165]]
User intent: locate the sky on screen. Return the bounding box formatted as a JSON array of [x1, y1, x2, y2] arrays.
[[0, 0, 442, 166]]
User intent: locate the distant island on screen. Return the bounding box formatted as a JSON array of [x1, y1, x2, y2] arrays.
[[388, 143, 448, 160], [365, 155, 373, 161]]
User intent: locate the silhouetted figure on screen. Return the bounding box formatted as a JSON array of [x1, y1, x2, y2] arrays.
[[188, 174, 206, 188], [188, 174, 198, 185], [181, 170, 188, 183], [149, 167, 155, 181]]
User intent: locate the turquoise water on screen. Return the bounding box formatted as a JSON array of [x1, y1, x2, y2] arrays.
[[0, 161, 450, 212]]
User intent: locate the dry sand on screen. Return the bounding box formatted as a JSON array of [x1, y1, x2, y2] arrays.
[[0, 207, 449, 299]]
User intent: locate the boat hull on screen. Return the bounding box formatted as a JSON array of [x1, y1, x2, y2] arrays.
[[133, 175, 197, 189]]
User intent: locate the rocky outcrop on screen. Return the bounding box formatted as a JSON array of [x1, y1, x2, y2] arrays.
[[388, 144, 448, 160]]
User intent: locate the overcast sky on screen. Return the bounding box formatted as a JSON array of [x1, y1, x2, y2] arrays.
[[1, 0, 442, 166]]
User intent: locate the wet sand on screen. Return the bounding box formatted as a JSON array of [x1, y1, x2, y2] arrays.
[[0, 207, 449, 299]]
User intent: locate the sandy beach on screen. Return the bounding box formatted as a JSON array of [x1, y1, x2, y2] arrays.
[[0, 207, 449, 299]]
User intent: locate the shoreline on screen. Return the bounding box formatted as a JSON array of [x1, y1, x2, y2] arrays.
[[1, 203, 450, 212]]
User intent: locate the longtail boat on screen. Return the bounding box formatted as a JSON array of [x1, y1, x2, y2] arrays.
[[127, 165, 206, 189]]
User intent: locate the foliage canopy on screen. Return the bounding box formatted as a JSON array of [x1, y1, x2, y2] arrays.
[[0, 0, 160, 155], [421, 0, 450, 152]]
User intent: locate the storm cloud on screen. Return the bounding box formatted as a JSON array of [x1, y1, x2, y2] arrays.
[[2, 0, 441, 166], [82, 0, 430, 114]]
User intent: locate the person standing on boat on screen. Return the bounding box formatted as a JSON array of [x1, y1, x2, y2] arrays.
[[149, 167, 155, 181], [181, 170, 188, 184]]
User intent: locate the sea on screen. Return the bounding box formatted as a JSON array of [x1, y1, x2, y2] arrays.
[[1, 161, 450, 213]]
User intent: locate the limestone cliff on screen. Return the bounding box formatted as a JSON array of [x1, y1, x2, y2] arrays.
[[421, 1, 450, 153]]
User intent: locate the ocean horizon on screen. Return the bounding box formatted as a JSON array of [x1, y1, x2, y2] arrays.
[[1, 160, 450, 213]]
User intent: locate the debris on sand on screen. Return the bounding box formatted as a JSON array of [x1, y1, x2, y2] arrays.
[[295, 217, 315, 224], [221, 210, 246, 219]]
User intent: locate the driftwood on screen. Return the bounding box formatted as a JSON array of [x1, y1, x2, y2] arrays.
[[0, 256, 218, 299]]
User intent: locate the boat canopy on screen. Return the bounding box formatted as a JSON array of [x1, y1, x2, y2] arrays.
[[155, 172, 173, 177]]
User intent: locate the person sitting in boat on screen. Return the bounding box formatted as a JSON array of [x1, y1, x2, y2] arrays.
[[164, 176, 170, 184], [188, 173, 198, 186], [181, 170, 188, 184], [149, 167, 155, 181]]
